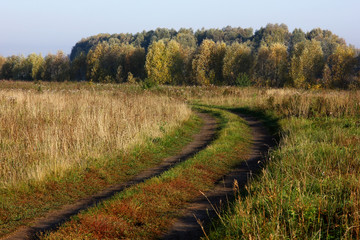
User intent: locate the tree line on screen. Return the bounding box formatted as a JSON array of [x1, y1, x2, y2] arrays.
[[1, 24, 359, 89]]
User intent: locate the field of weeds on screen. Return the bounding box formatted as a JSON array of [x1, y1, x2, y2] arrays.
[[1, 81, 359, 239], [179, 87, 359, 239], [0, 81, 196, 237]]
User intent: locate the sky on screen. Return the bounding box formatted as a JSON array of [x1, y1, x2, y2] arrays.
[[0, 0, 359, 57]]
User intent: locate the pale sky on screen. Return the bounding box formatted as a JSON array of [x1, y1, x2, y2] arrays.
[[0, 0, 359, 56]]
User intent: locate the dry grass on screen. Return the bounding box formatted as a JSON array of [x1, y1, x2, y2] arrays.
[[0, 86, 191, 187], [156, 86, 360, 118]]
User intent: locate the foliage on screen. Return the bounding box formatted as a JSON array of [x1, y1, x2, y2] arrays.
[[223, 43, 254, 85], [1, 24, 359, 89], [42, 51, 70, 81], [255, 43, 288, 87], [206, 115, 360, 240], [327, 44, 357, 88], [192, 40, 226, 85], [291, 40, 324, 88], [42, 106, 252, 240]]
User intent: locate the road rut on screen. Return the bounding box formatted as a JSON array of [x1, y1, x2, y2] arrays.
[[3, 112, 217, 240]]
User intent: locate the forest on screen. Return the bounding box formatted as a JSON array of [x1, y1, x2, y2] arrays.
[[1, 23, 359, 89]]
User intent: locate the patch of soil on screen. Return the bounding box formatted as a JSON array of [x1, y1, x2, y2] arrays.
[[3, 113, 217, 240], [162, 112, 275, 240]]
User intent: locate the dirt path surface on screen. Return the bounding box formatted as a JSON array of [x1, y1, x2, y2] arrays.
[[162, 112, 275, 240], [3, 113, 217, 240]]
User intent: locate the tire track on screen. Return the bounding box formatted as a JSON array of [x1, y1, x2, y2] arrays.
[[162, 111, 275, 240], [3, 112, 217, 240]]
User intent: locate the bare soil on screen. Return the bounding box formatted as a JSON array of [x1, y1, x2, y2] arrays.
[[3, 113, 217, 240], [162, 112, 274, 240]]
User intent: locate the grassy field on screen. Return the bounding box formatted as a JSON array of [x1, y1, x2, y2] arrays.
[[0, 83, 190, 187], [205, 116, 360, 239], [1, 81, 359, 239], [41, 106, 252, 239], [0, 81, 197, 237], [179, 87, 359, 239]]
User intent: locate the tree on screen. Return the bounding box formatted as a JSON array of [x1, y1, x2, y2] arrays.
[[0, 56, 5, 79], [306, 28, 346, 59], [43, 51, 70, 81], [327, 45, 357, 88], [289, 28, 306, 54], [191, 40, 216, 85], [223, 43, 254, 85], [254, 43, 288, 87], [71, 51, 87, 80], [1, 55, 21, 79], [174, 32, 197, 50], [253, 23, 291, 49], [12, 55, 31, 80], [86, 42, 123, 83], [145, 40, 171, 84], [145, 40, 186, 85], [268, 43, 289, 87], [191, 40, 227, 85], [290, 40, 324, 88], [27, 53, 44, 80]]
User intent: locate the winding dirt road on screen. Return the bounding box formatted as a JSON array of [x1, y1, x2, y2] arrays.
[[4, 111, 274, 240], [3, 113, 218, 240], [162, 112, 274, 240]]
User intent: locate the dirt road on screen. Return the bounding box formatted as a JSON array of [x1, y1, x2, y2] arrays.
[[3, 113, 217, 240], [162, 112, 274, 240]]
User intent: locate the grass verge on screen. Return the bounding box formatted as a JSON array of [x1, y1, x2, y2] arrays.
[[41, 106, 252, 239], [0, 113, 201, 237], [205, 115, 360, 239]]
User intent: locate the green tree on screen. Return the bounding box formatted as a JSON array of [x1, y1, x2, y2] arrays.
[[290, 40, 324, 88], [327, 45, 357, 88], [268, 43, 289, 87], [27, 53, 44, 80], [192, 40, 226, 85], [71, 51, 87, 80], [86, 42, 122, 83], [174, 32, 197, 50], [13, 55, 31, 80], [223, 43, 254, 85], [0, 56, 5, 79], [1, 55, 21, 79], [254, 43, 288, 87], [43, 51, 70, 81], [307, 28, 346, 59], [253, 23, 291, 49]]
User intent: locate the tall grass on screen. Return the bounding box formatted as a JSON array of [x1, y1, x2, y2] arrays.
[[0, 86, 191, 187], [155, 86, 360, 118], [206, 117, 360, 239], [190, 87, 360, 239]]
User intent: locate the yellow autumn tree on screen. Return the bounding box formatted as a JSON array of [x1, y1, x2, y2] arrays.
[[192, 40, 226, 85], [291, 40, 324, 88], [327, 45, 356, 88], [145, 40, 187, 85], [145, 40, 171, 84], [223, 42, 253, 85]]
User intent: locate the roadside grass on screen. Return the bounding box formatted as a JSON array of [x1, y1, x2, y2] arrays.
[[193, 87, 360, 239], [205, 116, 360, 239], [0, 114, 201, 237], [160, 86, 360, 239], [152, 85, 360, 118], [0, 87, 190, 186], [41, 106, 253, 240], [0, 82, 198, 237]]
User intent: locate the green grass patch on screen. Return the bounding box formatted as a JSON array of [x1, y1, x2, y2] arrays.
[[41, 106, 252, 239], [0, 113, 202, 237], [205, 116, 360, 239]]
